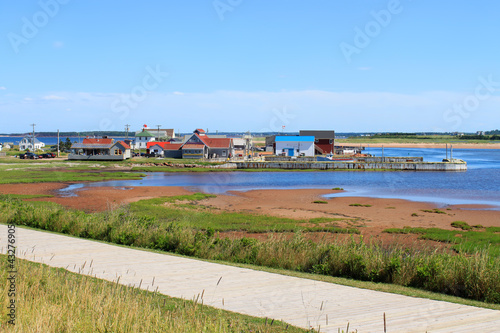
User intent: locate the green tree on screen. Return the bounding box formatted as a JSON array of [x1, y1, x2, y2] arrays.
[[57, 138, 73, 152]]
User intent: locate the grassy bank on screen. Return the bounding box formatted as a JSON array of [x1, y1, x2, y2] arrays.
[[0, 255, 307, 332], [384, 224, 500, 256], [128, 194, 360, 234], [1, 195, 499, 305], [0, 162, 145, 184]]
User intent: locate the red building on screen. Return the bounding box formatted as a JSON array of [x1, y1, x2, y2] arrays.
[[299, 130, 335, 155]]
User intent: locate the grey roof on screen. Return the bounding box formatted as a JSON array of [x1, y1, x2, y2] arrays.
[[299, 130, 335, 139], [71, 143, 113, 149], [22, 137, 43, 144]]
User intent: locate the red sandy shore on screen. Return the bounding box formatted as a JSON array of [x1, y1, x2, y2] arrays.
[[337, 142, 500, 149], [1, 183, 499, 246]]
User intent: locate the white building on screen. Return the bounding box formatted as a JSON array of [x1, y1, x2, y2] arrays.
[[275, 136, 315, 157], [134, 129, 155, 149], [19, 137, 45, 151]]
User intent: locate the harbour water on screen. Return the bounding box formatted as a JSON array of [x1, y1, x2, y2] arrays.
[[60, 148, 500, 209]]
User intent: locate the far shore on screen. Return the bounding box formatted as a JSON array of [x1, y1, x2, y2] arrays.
[[337, 142, 500, 149]]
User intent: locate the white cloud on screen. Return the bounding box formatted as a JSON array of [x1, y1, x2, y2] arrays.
[[53, 41, 64, 49], [0, 86, 6, 90], [2, 89, 499, 133], [42, 95, 66, 101], [173, 91, 184, 95]]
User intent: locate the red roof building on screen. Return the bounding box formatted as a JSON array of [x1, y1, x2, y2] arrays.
[[179, 131, 234, 159], [82, 138, 114, 145]]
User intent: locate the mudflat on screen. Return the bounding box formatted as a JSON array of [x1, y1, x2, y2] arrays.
[[2, 183, 498, 247]]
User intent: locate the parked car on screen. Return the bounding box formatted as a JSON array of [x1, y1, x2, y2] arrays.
[[20, 152, 39, 159], [40, 153, 56, 158], [146, 152, 162, 158]]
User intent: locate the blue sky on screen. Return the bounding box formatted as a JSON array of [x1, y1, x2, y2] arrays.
[[1, 0, 499, 133]]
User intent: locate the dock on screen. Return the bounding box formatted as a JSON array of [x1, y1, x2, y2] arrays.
[[234, 156, 467, 171]]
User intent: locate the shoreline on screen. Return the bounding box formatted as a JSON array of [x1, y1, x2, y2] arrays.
[[337, 142, 500, 149], [1, 183, 499, 247]]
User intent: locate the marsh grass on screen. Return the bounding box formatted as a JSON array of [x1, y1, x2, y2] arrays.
[[451, 221, 483, 231], [1, 195, 499, 304], [129, 195, 358, 234], [0, 255, 307, 333], [0, 169, 144, 184], [384, 226, 500, 256], [349, 203, 372, 207], [420, 209, 446, 214]]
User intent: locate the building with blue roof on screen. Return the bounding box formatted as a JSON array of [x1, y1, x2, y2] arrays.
[[275, 136, 315, 157]]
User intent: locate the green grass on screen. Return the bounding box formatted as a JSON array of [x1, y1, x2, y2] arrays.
[[2, 195, 499, 304], [0, 194, 54, 199], [421, 208, 446, 214], [451, 221, 483, 230], [349, 203, 372, 207], [312, 200, 328, 204], [0, 169, 145, 184], [131, 166, 230, 173], [383, 226, 500, 256], [332, 187, 344, 190], [129, 194, 358, 234], [0, 254, 308, 332]]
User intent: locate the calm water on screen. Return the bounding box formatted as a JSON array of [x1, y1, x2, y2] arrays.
[[60, 148, 500, 208]]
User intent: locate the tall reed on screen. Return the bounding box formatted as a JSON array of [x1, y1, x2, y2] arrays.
[[1, 196, 499, 304]]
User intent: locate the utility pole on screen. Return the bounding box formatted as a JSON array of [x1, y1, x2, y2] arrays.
[[57, 129, 60, 157], [29, 123, 36, 152], [125, 124, 130, 139], [156, 124, 161, 140]]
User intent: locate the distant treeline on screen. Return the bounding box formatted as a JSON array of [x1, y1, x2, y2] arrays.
[[0, 131, 129, 137], [371, 133, 430, 139], [40, 131, 129, 137], [486, 130, 500, 135], [459, 135, 500, 141]]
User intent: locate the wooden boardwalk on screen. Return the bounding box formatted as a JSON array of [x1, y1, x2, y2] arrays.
[[1, 225, 499, 332]]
